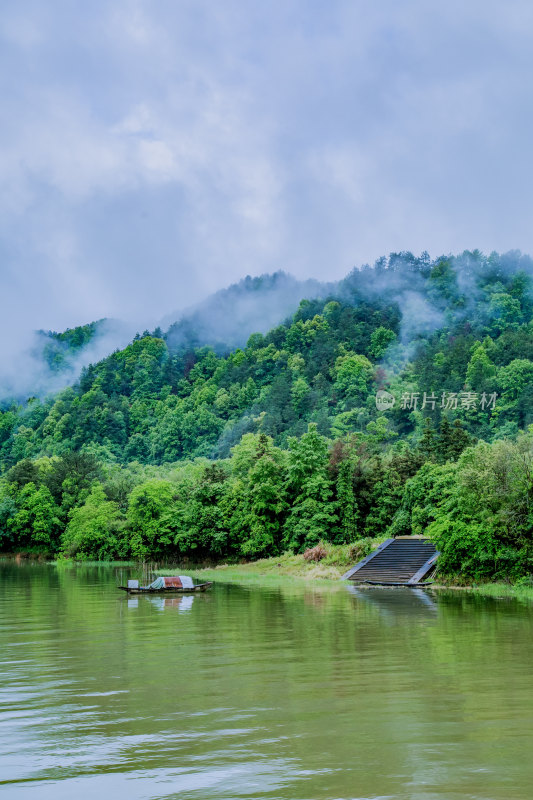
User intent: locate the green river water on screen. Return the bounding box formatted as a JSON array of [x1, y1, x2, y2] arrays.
[[1, 561, 533, 799]]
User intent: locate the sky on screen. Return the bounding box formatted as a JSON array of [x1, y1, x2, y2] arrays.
[[2, 0, 533, 342]]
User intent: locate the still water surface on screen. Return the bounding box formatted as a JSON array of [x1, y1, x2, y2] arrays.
[[1, 562, 533, 799]]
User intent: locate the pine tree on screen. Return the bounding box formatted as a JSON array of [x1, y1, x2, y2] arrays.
[[335, 459, 359, 543], [419, 418, 437, 460]]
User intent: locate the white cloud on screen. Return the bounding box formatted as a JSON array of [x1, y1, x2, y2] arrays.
[[1, 0, 533, 368]]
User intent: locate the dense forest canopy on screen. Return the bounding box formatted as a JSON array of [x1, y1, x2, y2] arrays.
[[3, 272, 329, 405], [2, 249, 533, 581], [37, 320, 109, 373]]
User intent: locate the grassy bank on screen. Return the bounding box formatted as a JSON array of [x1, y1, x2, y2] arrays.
[[161, 543, 533, 603], [6, 545, 532, 602], [175, 553, 344, 584], [432, 581, 533, 603], [164, 540, 384, 585], [182, 561, 533, 602]]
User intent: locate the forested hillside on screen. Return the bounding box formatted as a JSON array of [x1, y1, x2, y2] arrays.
[[37, 320, 108, 373], [2, 250, 533, 581], [5, 272, 327, 405]]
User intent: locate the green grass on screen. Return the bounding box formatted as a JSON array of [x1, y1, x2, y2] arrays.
[[161, 544, 533, 604], [9, 547, 532, 603], [162, 539, 386, 585], [430, 580, 533, 603], [53, 558, 137, 568], [468, 582, 533, 602]]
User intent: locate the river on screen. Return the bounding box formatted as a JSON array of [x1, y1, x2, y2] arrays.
[[1, 561, 532, 799]]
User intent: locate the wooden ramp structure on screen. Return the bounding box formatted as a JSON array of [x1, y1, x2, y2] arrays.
[[342, 537, 439, 586]]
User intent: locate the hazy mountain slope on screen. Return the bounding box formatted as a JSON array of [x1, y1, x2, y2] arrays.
[[2, 249, 533, 579], [37, 320, 111, 372], [0, 319, 134, 404], [0, 272, 328, 404], [1, 249, 532, 469], [163, 271, 331, 353]]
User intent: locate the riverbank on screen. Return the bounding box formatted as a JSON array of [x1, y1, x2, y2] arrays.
[[165, 541, 382, 583], [163, 548, 533, 602], [432, 581, 533, 603], [5, 549, 533, 603]]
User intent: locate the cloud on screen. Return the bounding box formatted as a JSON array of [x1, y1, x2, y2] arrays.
[[0, 320, 136, 402], [1, 0, 533, 360]]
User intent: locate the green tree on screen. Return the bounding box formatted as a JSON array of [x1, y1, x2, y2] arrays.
[[239, 435, 288, 557], [126, 480, 176, 559], [6, 458, 40, 488], [488, 292, 523, 334], [8, 483, 61, 551], [334, 459, 359, 543], [62, 484, 124, 559], [369, 326, 397, 359], [172, 464, 230, 558], [427, 434, 533, 579], [465, 342, 496, 389], [333, 351, 373, 407], [497, 359, 533, 401], [283, 424, 337, 551]]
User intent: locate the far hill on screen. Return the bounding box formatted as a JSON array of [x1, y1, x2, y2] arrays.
[[2, 248, 532, 581], [163, 271, 330, 353], [2, 272, 328, 404], [1, 248, 532, 466]]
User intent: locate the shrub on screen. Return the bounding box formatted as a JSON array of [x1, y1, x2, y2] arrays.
[[303, 543, 327, 562]]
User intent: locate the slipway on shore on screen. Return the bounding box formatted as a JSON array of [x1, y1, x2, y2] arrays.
[[342, 537, 439, 586]]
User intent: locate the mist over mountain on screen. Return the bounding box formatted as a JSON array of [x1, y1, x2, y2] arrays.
[[163, 271, 331, 354], [4, 248, 533, 408], [2, 248, 533, 577], [3, 1, 533, 583], [0, 319, 136, 404], [1, 246, 532, 462], [0, 271, 332, 403]]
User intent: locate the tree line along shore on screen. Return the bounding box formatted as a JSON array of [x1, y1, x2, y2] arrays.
[[1, 250, 532, 585]]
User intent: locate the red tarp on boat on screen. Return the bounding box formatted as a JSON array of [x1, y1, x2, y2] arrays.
[[162, 576, 183, 587]]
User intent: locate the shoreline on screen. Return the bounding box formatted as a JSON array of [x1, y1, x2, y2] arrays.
[[3, 551, 533, 602], [165, 554, 533, 602]]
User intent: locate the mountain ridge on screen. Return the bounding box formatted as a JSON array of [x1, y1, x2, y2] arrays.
[[1, 248, 532, 580]]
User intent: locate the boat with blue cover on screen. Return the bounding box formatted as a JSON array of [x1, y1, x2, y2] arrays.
[[119, 576, 212, 594]]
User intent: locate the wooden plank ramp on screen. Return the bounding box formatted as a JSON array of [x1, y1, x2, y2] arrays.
[[341, 537, 439, 585]]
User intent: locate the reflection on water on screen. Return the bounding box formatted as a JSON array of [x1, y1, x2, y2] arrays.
[[144, 594, 195, 612], [1, 561, 533, 800], [346, 585, 438, 620]]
